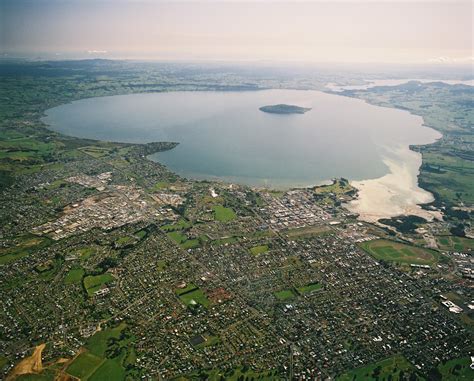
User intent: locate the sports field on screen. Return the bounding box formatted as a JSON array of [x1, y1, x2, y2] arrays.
[[83, 273, 114, 296], [213, 205, 236, 222], [359, 239, 440, 265], [176, 284, 210, 308]]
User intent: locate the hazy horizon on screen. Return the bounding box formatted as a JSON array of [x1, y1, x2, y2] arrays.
[[1, 0, 472, 65]]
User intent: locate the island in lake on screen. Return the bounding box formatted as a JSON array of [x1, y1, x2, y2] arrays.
[[259, 104, 311, 114]]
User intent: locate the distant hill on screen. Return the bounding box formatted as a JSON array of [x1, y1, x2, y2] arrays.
[[259, 104, 311, 114]]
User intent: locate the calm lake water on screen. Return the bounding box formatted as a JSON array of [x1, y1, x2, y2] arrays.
[[43, 90, 440, 188]]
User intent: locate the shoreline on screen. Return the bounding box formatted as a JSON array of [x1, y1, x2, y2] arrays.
[[321, 84, 449, 223], [344, 143, 442, 223], [42, 88, 444, 223]]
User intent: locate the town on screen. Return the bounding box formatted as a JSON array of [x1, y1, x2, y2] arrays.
[[0, 60, 473, 381]]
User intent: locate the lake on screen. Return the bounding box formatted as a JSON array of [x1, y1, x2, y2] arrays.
[[43, 89, 440, 189]]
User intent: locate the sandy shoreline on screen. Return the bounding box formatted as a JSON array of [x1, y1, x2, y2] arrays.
[[345, 144, 443, 223]]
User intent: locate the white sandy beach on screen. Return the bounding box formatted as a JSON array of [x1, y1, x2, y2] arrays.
[[345, 144, 443, 223]]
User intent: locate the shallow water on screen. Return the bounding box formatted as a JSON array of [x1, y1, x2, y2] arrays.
[[43, 89, 440, 189]]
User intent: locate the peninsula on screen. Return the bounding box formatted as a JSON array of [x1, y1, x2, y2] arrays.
[[259, 104, 311, 114]]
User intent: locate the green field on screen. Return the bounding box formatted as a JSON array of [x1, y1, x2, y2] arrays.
[[78, 247, 95, 260], [359, 239, 440, 265], [314, 178, 351, 194], [181, 239, 200, 249], [420, 150, 474, 205], [115, 235, 136, 246], [0, 356, 8, 371], [249, 244, 269, 256], [0, 236, 50, 265], [66, 352, 104, 380], [0, 138, 56, 162], [436, 236, 474, 253], [176, 284, 210, 308], [312, 178, 355, 206], [123, 348, 137, 368], [284, 225, 331, 239], [167, 231, 200, 249], [167, 231, 187, 243], [211, 236, 240, 246], [66, 323, 128, 380], [274, 289, 296, 301], [151, 181, 170, 191], [156, 259, 167, 272], [193, 334, 220, 349], [83, 273, 114, 296], [162, 219, 192, 232], [437, 357, 473, 380], [88, 359, 125, 381], [337, 355, 416, 381], [213, 205, 236, 222], [176, 283, 198, 295], [296, 282, 322, 294], [0, 250, 29, 265], [135, 229, 147, 240], [16, 373, 55, 381], [86, 323, 127, 357], [179, 289, 210, 308], [79, 146, 111, 158], [64, 268, 85, 284], [35, 260, 54, 273]]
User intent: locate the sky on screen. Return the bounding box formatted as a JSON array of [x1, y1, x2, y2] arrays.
[[1, 0, 472, 64]]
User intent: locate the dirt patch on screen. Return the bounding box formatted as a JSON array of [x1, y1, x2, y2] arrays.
[[6, 343, 45, 380]]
